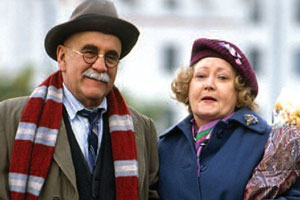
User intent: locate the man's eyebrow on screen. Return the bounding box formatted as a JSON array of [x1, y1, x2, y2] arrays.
[[106, 50, 120, 56], [81, 44, 98, 52], [80, 44, 120, 56]]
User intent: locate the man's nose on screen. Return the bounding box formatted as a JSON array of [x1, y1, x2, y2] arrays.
[[92, 55, 107, 71]]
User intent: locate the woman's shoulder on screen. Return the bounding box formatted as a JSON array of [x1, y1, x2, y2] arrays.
[[159, 114, 193, 140]]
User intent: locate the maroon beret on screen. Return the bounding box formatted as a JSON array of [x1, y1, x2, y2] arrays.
[[190, 38, 258, 97]]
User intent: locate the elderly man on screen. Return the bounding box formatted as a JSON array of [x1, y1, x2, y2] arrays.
[[0, 0, 159, 199]]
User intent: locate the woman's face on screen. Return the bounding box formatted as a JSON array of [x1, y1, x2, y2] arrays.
[[188, 57, 238, 127]]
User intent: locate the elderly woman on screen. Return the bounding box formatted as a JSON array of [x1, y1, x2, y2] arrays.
[[158, 38, 300, 199]]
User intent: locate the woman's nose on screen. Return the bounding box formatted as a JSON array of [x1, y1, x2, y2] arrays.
[[204, 77, 215, 90]]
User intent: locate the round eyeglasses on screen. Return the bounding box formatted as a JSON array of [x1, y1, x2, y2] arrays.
[[64, 46, 120, 68]]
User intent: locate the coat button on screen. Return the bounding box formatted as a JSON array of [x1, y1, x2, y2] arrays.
[[200, 164, 207, 172]]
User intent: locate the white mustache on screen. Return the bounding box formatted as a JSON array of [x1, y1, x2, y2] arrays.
[[82, 68, 110, 83]]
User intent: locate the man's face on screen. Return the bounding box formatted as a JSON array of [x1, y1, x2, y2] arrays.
[[57, 31, 121, 108]]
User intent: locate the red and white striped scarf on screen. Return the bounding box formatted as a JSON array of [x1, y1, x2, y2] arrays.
[[9, 70, 138, 200]]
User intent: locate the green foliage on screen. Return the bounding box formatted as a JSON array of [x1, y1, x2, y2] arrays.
[[123, 90, 174, 134], [0, 66, 34, 101]]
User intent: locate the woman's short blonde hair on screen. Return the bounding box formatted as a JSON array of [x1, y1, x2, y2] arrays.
[[171, 66, 258, 113]]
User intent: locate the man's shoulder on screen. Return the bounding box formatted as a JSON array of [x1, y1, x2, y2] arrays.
[[0, 96, 29, 116], [129, 107, 150, 121], [0, 96, 29, 106], [0, 96, 29, 141]]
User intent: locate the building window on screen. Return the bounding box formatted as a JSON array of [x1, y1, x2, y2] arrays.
[[119, 0, 136, 6], [248, 47, 261, 74], [164, 0, 178, 10], [249, 0, 261, 23], [163, 44, 178, 73], [294, 50, 300, 75], [294, 0, 300, 24]]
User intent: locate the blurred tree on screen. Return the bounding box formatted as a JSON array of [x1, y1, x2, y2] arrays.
[[0, 65, 34, 101], [123, 90, 174, 134]]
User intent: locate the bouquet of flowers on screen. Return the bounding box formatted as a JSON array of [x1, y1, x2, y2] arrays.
[[244, 88, 300, 200]]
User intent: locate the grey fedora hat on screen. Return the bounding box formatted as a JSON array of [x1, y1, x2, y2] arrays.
[[45, 0, 139, 61]]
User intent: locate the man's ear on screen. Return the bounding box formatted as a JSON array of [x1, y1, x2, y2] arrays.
[[57, 45, 66, 71]]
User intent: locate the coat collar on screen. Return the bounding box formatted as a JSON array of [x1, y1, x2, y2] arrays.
[[160, 114, 193, 139], [228, 107, 269, 134], [160, 107, 269, 139]]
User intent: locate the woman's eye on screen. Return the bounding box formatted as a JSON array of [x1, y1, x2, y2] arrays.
[[218, 75, 228, 80], [196, 74, 206, 78]]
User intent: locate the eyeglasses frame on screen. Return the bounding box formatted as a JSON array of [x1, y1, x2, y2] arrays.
[[64, 46, 120, 68]]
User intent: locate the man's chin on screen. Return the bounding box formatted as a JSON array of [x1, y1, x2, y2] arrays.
[[84, 89, 108, 99], [85, 92, 105, 100], [81, 95, 105, 108]]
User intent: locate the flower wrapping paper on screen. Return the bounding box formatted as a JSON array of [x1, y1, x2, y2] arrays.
[[244, 88, 300, 200]]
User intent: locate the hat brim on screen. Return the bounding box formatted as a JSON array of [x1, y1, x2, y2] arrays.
[[44, 14, 139, 60]]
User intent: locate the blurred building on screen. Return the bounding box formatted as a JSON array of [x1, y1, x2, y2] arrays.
[[1, 0, 300, 133], [114, 0, 300, 131]]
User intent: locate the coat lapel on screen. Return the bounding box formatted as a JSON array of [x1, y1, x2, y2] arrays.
[[53, 120, 77, 190], [130, 109, 145, 195]]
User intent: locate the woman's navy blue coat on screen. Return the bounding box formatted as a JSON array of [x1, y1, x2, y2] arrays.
[[158, 107, 300, 200]]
